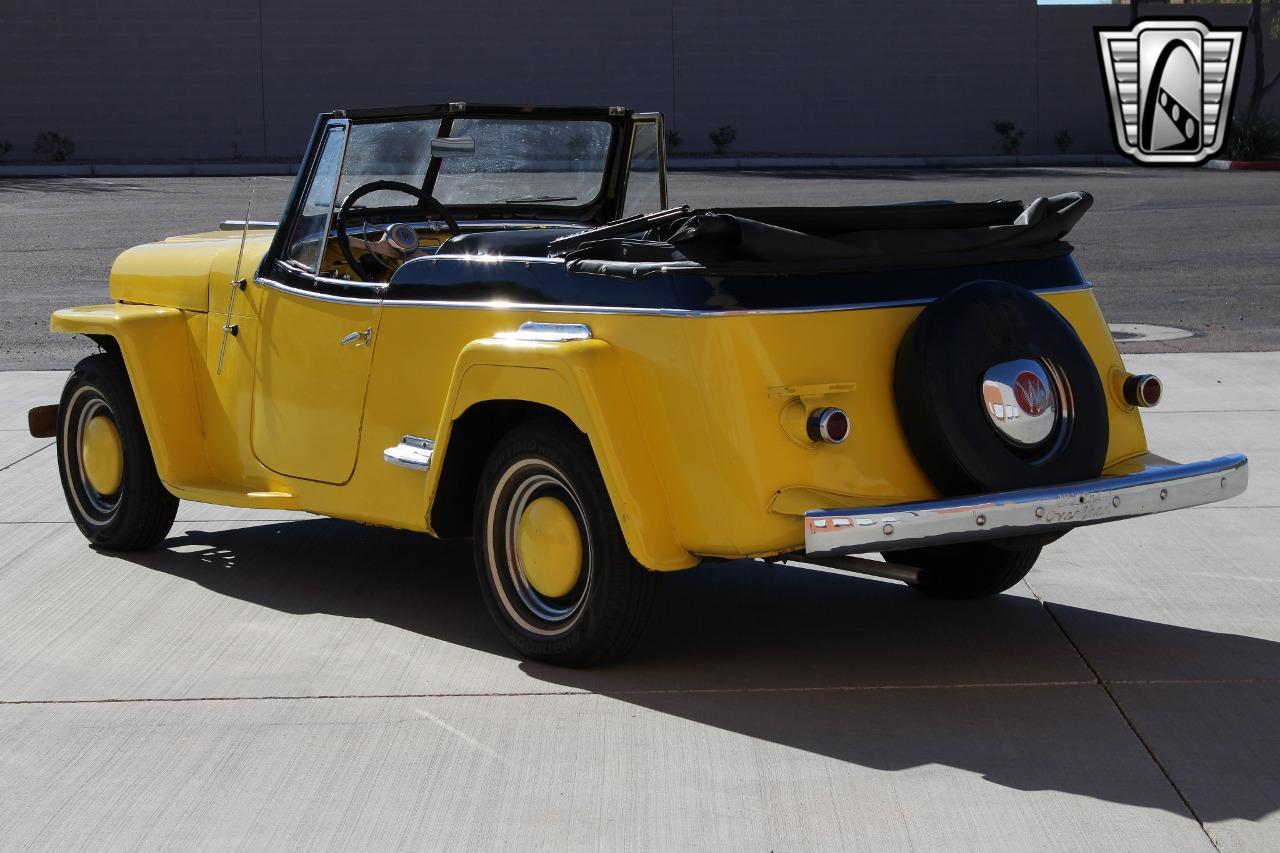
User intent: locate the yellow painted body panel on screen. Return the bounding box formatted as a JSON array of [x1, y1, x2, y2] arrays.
[[52, 228, 1148, 570], [251, 285, 381, 484], [51, 304, 213, 488], [109, 232, 274, 313]]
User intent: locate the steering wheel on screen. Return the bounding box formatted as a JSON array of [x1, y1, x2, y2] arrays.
[[334, 180, 460, 282]]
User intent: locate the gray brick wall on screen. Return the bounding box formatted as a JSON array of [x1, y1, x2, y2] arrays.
[[0, 1, 1275, 162]]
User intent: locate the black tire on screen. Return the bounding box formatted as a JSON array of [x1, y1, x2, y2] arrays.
[[894, 539, 1041, 599], [56, 353, 178, 550], [473, 419, 656, 666], [894, 280, 1109, 495]]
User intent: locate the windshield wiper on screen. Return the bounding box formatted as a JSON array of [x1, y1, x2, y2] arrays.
[[498, 195, 578, 204]]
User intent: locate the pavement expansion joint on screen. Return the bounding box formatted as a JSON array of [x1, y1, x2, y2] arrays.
[[0, 441, 53, 473], [1029, 582, 1225, 852], [8, 675, 1280, 709]]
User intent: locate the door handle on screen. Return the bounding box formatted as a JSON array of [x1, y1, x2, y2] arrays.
[[340, 328, 373, 347]]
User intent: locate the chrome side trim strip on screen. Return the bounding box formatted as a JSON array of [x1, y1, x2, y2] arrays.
[[255, 275, 1093, 318], [220, 220, 279, 231], [804, 453, 1248, 557], [383, 435, 434, 471]]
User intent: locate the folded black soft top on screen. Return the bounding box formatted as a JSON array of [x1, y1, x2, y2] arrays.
[[563, 192, 1094, 277]]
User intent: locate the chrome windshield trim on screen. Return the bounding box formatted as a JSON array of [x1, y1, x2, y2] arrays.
[[804, 453, 1249, 557], [254, 275, 1092, 317]]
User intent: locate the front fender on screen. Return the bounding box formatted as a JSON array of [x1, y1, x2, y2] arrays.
[[51, 304, 211, 486], [426, 336, 695, 571]]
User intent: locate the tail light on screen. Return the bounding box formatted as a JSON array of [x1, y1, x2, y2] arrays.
[[1122, 373, 1162, 408], [807, 407, 850, 444]]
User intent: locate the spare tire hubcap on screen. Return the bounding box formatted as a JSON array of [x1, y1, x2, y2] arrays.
[[981, 358, 1058, 447]]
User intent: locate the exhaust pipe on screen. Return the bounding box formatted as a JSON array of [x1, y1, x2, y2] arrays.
[[791, 554, 921, 584]]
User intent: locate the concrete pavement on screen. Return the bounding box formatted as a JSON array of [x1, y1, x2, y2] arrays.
[[0, 353, 1277, 851]]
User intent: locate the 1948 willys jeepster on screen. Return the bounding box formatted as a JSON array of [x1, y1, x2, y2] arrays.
[[33, 103, 1248, 665]]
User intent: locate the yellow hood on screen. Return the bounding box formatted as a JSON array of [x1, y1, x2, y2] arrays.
[[109, 230, 275, 313]]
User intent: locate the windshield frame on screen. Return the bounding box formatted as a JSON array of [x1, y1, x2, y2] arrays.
[[261, 104, 638, 294], [343, 103, 631, 225]]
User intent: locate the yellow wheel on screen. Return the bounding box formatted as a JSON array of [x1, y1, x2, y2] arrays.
[[515, 496, 584, 599], [57, 354, 177, 550], [81, 413, 124, 496], [474, 419, 656, 666]]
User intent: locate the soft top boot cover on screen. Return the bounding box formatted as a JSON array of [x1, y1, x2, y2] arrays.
[[622, 192, 1094, 275]]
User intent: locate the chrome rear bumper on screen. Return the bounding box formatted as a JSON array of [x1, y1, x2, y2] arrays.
[[804, 453, 1248, 557]]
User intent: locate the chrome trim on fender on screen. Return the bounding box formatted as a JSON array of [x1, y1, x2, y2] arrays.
[[220, 220, 279, 231], [384, 435, 435, 471], [495, 322, 593, 342], [804, 453, 1248, 557]]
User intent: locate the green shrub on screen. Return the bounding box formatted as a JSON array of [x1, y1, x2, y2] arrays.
[[34, 131, 75, 162], [665, 129, 683, 150], [1226, 112, 1280, 161], [1054, 129, 1073, 153], [991, 120, 1025, 155], [708, 125, 737, 155]]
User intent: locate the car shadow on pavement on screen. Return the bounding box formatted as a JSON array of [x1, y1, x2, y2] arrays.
[[120, 517, 1280, 823]]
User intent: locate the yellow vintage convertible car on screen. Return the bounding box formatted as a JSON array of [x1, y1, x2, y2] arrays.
[[33, 103, 1248, 665]]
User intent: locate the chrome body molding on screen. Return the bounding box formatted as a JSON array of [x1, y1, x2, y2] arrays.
[[383, 435, 435, 471], [219, 220, 279, 231], [804, 453, 1248, 557], [254, 275, 1093, 317], [495, 322, 593, 342]]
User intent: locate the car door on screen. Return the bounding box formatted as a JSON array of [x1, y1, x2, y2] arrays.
[[251, 121, 382, 485]]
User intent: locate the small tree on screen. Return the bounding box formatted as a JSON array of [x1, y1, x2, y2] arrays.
[[708, 125, 736, 155], [33, 131, 75, 162], [991, 120, 1026, 155], [665, 129, 683, 150], [1244, 0, 1279, 121], [1187, 0, 1279, 119]]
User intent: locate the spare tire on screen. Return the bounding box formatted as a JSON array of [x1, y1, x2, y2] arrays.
[[894, 280, 1108, 495]]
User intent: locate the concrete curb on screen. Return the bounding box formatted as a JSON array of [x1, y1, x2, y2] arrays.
[[666, 154, 1131, 170], [0, 162, 299, 178], [0, 154, 1133, 178], [1204, 159, 1280, 171]]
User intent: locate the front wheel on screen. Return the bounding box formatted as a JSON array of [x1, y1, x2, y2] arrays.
[[56, 353, 178, 550], [473, 420, 656, 666], [892, 539, 1041, 599]]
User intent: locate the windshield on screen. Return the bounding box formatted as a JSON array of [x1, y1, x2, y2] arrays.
[[335, 116, 614, 210], [337, 119, 441, 208], [433, 118, 612, 206]]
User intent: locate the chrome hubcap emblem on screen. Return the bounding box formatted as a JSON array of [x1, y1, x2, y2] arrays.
[[981, 358, 1059, 447]]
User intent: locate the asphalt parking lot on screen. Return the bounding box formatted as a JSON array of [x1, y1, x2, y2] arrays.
[[0, 167, 1277, 368], [1, 170, 1278, 851]]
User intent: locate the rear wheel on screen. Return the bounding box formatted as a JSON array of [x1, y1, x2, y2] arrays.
[[473, 420, 656, 666], [892, 539, 1041, 599], [56, 353, 178, 550]]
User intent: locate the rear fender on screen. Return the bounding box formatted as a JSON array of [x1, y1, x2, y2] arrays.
[[51, 305, 211, 485], [426, 336, 695, 571]]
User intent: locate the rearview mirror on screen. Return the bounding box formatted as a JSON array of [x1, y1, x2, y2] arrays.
[[430, 137, 476, 158]]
